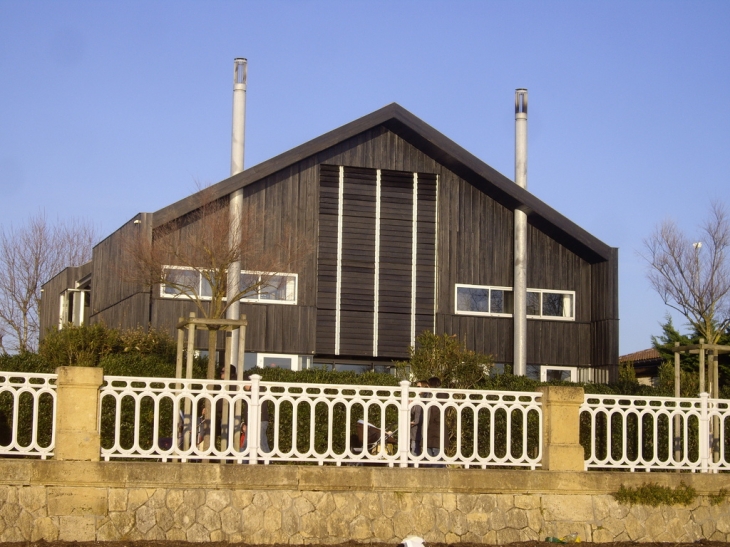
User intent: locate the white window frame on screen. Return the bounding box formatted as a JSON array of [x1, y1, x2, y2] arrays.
[[526, 288, 575, 321], [160, 266, 298, 305], [255, 353, 302, 371], [454, 284, 513, 317], [455, 283, 575, 321], [58, 288, 88, 329], [539, 365, 577, 382], [239, 272, 298, 305]]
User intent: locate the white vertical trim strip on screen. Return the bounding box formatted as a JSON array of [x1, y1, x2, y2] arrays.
[[433, 174, 439, 332], [373, 169, 381, 357], [411, 173, 418, 347], [335, 166, 344, 355]]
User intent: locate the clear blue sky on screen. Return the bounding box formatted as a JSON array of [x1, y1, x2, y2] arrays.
[[1, 0, 729, 355]]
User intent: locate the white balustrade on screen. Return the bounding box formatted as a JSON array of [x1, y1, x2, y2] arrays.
[[581, 392, 730, 472], [98, 374, 542, 467], [0, 372, 57, 458], [4, 368, 728, 473]]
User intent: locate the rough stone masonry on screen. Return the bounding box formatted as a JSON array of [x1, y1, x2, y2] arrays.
[[1, 461, 729, 543]]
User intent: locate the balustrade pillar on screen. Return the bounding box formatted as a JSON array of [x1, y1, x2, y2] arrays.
[[537, 385, 585, 471], [54, 366, 103, 461]]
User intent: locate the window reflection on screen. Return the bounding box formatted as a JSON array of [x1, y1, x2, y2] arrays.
[[455, 284, 573, 320]]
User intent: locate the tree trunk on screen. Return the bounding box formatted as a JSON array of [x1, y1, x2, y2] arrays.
[[207, 328, 218, 379]]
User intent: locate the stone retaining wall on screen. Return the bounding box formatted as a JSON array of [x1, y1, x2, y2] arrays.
[[1, 460, 729, 543]]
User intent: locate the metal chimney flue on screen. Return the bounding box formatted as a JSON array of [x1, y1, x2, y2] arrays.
[[227, 58, 248, 371], [230, 58, 247, 176], [513, 88, 528, 376], [514, 89, 528, 189]]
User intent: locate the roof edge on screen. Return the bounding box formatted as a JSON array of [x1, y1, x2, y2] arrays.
[[152, 103, 613, 261]]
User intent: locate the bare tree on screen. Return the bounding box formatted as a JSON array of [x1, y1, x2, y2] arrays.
[[0, 213, 98, 353], [123, 189, 310, 378], [642, 202, 730, 345]]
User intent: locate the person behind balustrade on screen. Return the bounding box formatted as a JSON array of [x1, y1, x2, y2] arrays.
[[425, 376, 449, 468], [410, 380, 427, 457]]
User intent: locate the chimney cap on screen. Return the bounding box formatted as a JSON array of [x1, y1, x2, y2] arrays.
[[515, 89, 528, 115]]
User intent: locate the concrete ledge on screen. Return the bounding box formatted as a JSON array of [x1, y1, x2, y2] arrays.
[[4, 459, 730, 494], [1, 459, 729, 543]]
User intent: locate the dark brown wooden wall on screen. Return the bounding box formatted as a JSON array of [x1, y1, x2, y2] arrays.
[[39, 261, 93, 341], [590, 248, 620, 379], [316, 165, 436, 359], [87, 213, 153, 331], [148, 160, 320, 354], [307, 126, 611, 367], [82, 123, 616, 371]]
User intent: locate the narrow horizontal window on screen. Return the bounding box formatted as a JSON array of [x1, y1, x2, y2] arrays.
[[241, 273, 297, 304], [455, 284, 513, 316], [163, 268, 201, 297], [455, 284, 574, 320], [160, 266, 297, 305]]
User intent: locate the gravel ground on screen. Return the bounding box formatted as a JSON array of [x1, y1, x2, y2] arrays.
[[1, 541, 726, 547]]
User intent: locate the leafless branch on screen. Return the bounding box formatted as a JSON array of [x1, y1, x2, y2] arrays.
[[0, 212, 98, 352], [641, 202, 730, 343], [121, 186, 312, 376]]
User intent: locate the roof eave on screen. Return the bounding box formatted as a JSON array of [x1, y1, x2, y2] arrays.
[[152, 103, 614, 262]]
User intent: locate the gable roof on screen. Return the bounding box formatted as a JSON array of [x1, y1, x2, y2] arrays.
[[619, 348, 662, 364], [153, 103, 614, 262]]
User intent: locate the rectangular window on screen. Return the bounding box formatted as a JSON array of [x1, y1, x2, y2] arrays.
[[528, 289, 574, 319], [540, 365, 577, 382], [160, 266, 297, 305], [456, 285, 513, 316], [455, 284, 574, 320], [242, 273, 297, 304]]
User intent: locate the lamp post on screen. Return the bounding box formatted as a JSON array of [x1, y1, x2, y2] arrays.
[[692, 242, 704, 393]]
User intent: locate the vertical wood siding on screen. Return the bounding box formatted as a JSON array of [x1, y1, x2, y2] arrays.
[[39, 262, 93, 341], [87, 214, 153, 330], [316, 165, 437, 359], [75, 124, 616, 372]]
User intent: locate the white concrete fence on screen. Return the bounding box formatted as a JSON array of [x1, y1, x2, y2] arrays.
[[1, 367, 729, 472]]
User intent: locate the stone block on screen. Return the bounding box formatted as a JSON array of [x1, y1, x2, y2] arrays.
[[514, 494, 540, 509], [205, 489, 230, 512], [372, 515, 394, 541], [166, 526, 187, 541], [155, 508, 175, 532], [0, 496, 21, 522], [58, 515, 96, 541], [1, 523, 25, 542], [127, 488, 150, 511], [18, 486, 46, 514], [196, 505, 221, 532], [54, 367, 103, 462], [505, 507, 529, 529], [109, 510, 135, 536], [592, 526, 615, 542], [220, 506, 241, 535], [47, 486, 107, 516], [108, 488, 128, 512], [496, 527, 523, 544], [31, 516, 59, 542], [186, 522, 210, 542], [136, 504, 157, 534], [542, 494, 594, 522], [314, 492, 336, 516], [465, 510, 490, 537], [623, 514, 646, 541], [263, 506, 281, 532], [173, 505, 196, 531]]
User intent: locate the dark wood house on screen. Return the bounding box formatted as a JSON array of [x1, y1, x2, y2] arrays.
[[41, 103, 619, 381]]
